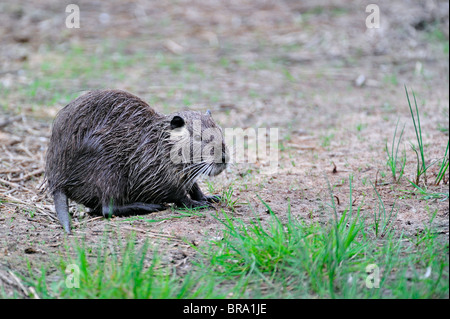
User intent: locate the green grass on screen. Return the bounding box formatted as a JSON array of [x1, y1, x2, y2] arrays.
[[385, 119, 406, 183], [356, 123, 367, 132], [383, 74, 399, 86], [403, 181, 449, 202], [220, 185, 241, 211], [404, 86, 449, 193], [425, 24, 450, 55], [24, 234, 223, 298], [11, 41, 219, 111], [321, 133, 335, 148], [435, 141, 449, 186], [20, 43, 222, 109], [406, 86, 427, 185], [18, 176, 448, 299], [156, 53, 185, 73], [198, 177, 448, 298], [282, 68, 296, 82], [371, 182, 397, 237], [12, 42, 148, 108]]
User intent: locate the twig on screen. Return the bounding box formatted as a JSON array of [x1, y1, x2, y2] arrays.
[[287, 144, 316, 150], [10, 168, 44, 182], [8, 270, 28, 297], [0, 270, 15, 286], [73, 216, 103, 227], [332, 162, 337, 174], [0, 178, 35, 193], [0, 116, 22, 129], [4, 194, 57, 222], [0, 69, 20, 76], [17, 144, 37, 160], [333, 195, 340, 205], [28, 286, 40, 299], [174, 257, 189, 268], [375, 170, 379, 187], [0, 168, 23, 174], [0, 178, 22, 189]]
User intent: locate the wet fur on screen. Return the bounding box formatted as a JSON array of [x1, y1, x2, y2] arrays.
[[45, 89, 226, 232]]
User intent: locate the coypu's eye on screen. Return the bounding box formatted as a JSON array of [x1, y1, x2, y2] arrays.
[[170, 116, 185, 130], [194, 134, 201, 142]]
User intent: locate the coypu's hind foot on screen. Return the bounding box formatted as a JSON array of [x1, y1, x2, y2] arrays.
[[53, 190, 71, 234], [101, 202, 167, 218]]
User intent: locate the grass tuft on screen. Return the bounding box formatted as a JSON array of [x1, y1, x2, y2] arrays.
[[386, 119, 406, 183], [435, 141, 449, 186], [405, 86, 427, 185]]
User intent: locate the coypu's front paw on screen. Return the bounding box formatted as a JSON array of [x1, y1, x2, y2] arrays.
[[192, 200, 214, 209], [177, 198, 214, 210], [205, 195, 222, 203]]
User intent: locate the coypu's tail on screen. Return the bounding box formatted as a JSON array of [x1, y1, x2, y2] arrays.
[[53, 190, 71, 234], [53, 192, 167, 233]]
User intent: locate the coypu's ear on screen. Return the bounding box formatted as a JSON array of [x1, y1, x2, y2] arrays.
[[170, 115, 185, 129], [205, 109, 211, 116]]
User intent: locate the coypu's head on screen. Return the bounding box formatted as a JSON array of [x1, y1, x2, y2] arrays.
[[168, 110, 228, 179]]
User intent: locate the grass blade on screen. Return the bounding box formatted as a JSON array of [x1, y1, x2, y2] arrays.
[[405, 85, 427, 184]]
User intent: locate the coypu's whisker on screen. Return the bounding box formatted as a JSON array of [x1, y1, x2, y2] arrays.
[[182, 162, 211, 190], [180, 162, 205, 174], [188, 162, 212, 186]]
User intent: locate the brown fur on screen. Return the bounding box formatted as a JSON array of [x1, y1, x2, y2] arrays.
[[45, 89, 227, 230]]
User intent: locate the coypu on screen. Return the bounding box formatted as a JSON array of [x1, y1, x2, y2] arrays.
[[45, 89, 228, 233]]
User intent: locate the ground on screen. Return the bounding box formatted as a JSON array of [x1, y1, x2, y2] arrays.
[[0, 0, 448, 298]]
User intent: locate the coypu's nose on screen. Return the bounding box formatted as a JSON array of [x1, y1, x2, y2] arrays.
[[222, 152, 229, 164]]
